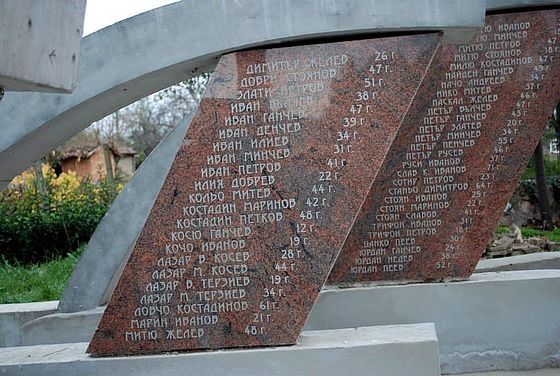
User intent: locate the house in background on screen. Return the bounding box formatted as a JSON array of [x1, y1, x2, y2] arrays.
[[58, 139, 137, 182]]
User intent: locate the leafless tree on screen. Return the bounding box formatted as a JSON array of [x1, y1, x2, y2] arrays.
[[83, 74, 209, 164]]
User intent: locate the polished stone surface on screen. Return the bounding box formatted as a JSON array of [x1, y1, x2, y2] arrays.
[[88, 34, 440, 356], [329, 9, 560, 284]]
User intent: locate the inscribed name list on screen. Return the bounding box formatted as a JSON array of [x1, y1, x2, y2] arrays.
[[329, 9, 560, 284], [87, 33, 441, 356]]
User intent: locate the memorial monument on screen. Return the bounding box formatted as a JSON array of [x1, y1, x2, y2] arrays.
[[329, 8, 560, 284], [88, 34, 441, 356], [3, 2, 560, 376]]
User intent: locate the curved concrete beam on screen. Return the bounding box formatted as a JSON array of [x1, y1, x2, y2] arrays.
[[487, 0, 560, 11], [0, 0, 486, 187]]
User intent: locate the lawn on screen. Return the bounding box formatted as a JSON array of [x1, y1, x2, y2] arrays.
[[496, 225, 560, 242], [0, 245, 84, 304]]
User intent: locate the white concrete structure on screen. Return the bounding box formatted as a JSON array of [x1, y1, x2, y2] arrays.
[[0, 0, 86, 93], [0, 301, 57, 347], [0, 0, 486, 187], [476, 252, 560, 273], [21, 307, 104, 347], [3, 271, 559, 374], [306, 270, 560, 374], [0, 324, 441, 376]]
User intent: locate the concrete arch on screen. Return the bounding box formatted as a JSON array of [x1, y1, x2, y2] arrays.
[[0, 0, 486, 187]]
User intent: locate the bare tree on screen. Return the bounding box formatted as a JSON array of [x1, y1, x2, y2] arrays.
[[84, 74, 209, 164], [87, 110, 125, 145]]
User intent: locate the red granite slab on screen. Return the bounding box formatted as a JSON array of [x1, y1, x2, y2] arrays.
[[329, 9, 560, 284], [87, 33, 441, 356]]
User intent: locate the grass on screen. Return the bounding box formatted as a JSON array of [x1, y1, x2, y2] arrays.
[[519, 227, 560, 242], [495, 226, 510, 235], [495, 225, 560, 243], [0, 245, 84, 304], [521, 155, 560, 180]]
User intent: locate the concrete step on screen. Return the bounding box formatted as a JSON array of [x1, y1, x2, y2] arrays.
[[0, 324, 440, 376]]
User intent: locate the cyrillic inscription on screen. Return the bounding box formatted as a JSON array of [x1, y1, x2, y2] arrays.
[[329, 9, 560, 283]]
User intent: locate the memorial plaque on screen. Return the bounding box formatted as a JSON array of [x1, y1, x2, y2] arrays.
[[329, 9, 560, 284], [87, 34, 441, 356]]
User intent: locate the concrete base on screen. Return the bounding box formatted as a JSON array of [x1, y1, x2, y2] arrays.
[[0, 301, 57, 347], [306, 270, 560, 374], [476, 252, 560, 273], [21, 307, 104, 346], [487, 0, 560, 11], [0, 303, 102, 347], [0, 324, 440, 376], [2, 270, 559, 374]]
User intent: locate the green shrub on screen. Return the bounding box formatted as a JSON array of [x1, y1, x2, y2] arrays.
[[0, 166, 121, 264]]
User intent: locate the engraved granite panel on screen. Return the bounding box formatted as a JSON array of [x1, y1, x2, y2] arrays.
[[87, 34, 441, 356], [329, 9, 560, 284]]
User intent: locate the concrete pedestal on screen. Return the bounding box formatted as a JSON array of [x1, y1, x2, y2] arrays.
[[305, 270, 560, 374], [0, 324, 440, 376], [2, 270, 559, 374], [0, 301, 57, 347]]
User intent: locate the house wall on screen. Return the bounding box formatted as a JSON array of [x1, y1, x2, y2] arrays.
[[60, 148, 134, 182], [116, 156, 135, 178], [88, 149, 110, 181], [60, 157, 91, 178], [60, 148, 108, 182]]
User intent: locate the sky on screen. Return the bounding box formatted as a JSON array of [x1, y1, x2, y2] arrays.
[[83, 0, 180, 35]]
